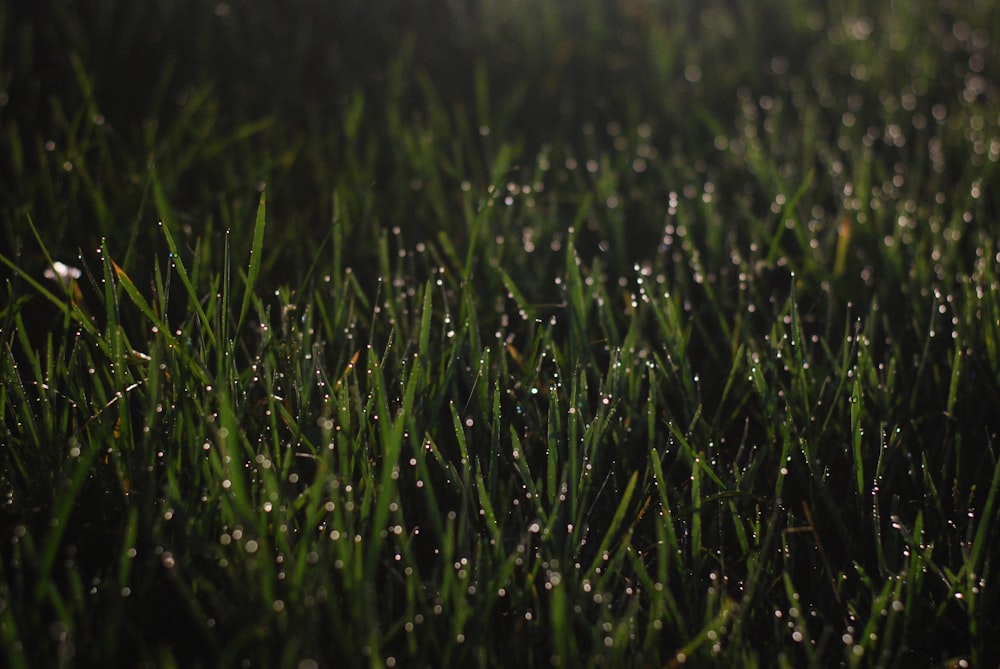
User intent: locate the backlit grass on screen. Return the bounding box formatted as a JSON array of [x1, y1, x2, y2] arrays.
[[2, 1, 1000, 667]]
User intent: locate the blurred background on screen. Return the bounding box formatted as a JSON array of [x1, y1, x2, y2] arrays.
[[2, 0, 996, 282]]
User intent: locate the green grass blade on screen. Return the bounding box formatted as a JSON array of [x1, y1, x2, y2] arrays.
[[237, 191, 267, 334], [149, 167, 217, 348], [585, 470, 638, 580]]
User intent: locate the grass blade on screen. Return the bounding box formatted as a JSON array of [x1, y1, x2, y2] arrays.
[[238, 191, 267, 334]]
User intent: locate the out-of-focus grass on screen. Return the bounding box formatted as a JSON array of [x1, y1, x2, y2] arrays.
[[2, 0, 1000, 666]]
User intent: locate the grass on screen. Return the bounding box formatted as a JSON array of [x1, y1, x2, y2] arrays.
[[2, 0, 1000, 666]]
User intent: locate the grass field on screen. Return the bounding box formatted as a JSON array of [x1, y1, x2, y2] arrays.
[[2, 0, 1000, 666]]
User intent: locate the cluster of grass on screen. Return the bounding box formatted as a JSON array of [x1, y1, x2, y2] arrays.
[[2, 0, 1000, 666]]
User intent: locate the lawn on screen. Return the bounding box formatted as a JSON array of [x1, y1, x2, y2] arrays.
[[2, 0, 1000, 667]]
